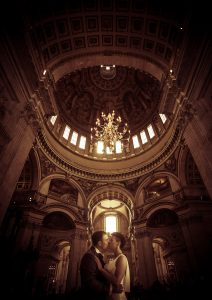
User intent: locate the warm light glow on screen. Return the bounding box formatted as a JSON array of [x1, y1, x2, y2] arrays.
[[97, 141, 104, 154], [147, 124, 155, 139], [115, 140, 122, 153], [133, 135, 140, 148], [106, 146, 113, 154], [159, 113, 167, 124], [79, 136, 86, 149], [91, 110, 130, 154], [71, 131, 78, 145], [63, 125, 70, 140], [140, 130, 148, 144], [50, 115, 57, 125], [105, 215, 117, 233]]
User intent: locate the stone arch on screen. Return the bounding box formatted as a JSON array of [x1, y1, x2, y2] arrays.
[[147, 208, 179, 228], [51, 54, 165, 84], [153, 235, 169, 250], [87, 184, 135, 231], [38, 173, 87, 208], [88, 184, 134, 211], [43, 211, 76, 230], [135, 171, 182, 206], [43, 203, 82, 222], [141, 201, 178, 224]]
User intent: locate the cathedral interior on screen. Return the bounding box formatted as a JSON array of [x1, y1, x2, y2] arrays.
[[0, 0, 211, 299]]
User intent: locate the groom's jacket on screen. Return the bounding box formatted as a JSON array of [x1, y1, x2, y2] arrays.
[[80, 246, 110, 300]]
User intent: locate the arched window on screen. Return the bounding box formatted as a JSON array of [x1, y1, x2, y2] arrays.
[[105, 214, 117, 233]]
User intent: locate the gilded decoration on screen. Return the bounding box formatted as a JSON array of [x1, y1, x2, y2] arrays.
[[37, 124, 181, 181], [55, 66, 160, 134]]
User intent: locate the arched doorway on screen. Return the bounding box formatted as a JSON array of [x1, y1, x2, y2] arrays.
[[36, 211, 75, 296], [147, 208, 189, 283], [54, 241, 70, 294], [152, 237, 168, 283]]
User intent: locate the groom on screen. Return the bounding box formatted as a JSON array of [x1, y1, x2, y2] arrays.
[[80, 230, 122, 300]]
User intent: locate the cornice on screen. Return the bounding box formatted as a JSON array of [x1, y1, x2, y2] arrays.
[[37, 123, 182, 182], [49, 50, 168, 80]]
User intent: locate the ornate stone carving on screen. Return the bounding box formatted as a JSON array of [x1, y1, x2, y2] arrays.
[[55, 66, 160, 133], [165, 155, 176, 171], [177, 99, 196, 130], [134, 207, 144, 221], [34, 192, 47, 207], [135, 229, 151, 239], [159, 73, 180, 115], [39, 152, 57, 178], [66, 173, 95, 195], [37, 125, 182, 181], [20, 101, 42, 134], [74, 228, 88, 240], [60, 193, 77, 206], [173, 190, 184, 203], [124, 178, 139, 195]]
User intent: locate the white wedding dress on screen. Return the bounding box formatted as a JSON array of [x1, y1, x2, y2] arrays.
[[104, 254, 130, 300]]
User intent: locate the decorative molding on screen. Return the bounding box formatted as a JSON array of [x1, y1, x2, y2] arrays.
[[135, 229, 151, 239], [165, 155, 176, 172], [159, 73, 180, 115], [74, 228, 88, 240], [89, 190, 132, 212], [19, 101, 42, 134], [177, 98, 196, 130], [35, 192, 47, 207], [37, 124, 182, 181], [39, 150, 57, 178]]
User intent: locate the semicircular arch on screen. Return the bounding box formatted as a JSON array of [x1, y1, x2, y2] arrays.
[[135, 171, 182, 206], [141, 201, 178, 225], [88, 184, 135, 211], [38, 173, 87, 208], [42, 203, 83, 223], [51, 54, 165, 84]]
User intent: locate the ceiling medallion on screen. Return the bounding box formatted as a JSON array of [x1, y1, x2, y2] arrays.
[[100, 65, 116, 80]]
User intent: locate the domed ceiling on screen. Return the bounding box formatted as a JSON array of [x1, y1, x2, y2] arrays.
[[19, 0, 188, 180], [55, 66, 161, 134]]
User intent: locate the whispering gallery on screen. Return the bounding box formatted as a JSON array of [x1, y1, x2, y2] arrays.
[[0, 0, 211, 299]]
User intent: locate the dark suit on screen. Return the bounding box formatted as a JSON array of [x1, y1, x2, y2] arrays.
[[80, 246, 110, 300]]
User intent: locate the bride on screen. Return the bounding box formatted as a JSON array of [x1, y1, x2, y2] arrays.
[[95, 232, 130, 300]]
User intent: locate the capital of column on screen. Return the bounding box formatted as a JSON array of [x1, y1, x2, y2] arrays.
[[71, 228, 88, 240], [135, 229, 151, 239]]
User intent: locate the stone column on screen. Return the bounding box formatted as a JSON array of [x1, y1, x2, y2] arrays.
[[135, 229, 157, 289], [14, 209, 43, 252], [65, 227, 88, 293], [179, 213, 211, 274], [178, 216, 198, 272], [184, 91, 212, 199], [0, 118, 35, 225]]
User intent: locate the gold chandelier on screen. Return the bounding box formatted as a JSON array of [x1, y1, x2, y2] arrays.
[[91, 111, 130, 154]]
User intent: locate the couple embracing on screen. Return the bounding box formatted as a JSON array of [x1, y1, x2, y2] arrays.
[[80, 230, 130, 300]]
